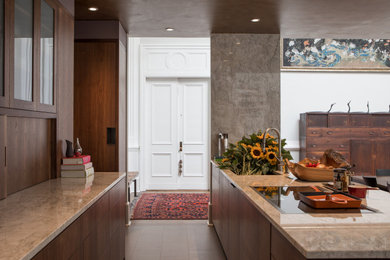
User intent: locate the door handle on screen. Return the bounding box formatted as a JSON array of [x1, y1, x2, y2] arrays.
[[178, 159, 183, 176], [179, 141, 183, 152]]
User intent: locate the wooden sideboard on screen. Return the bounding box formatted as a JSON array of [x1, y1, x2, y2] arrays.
[[32, 178, 126, 260], [300, 112, 390, 176]]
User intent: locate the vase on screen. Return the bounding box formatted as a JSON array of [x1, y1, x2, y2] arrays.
[[65, 140, 74, 158], [74, 138, 83, 157]]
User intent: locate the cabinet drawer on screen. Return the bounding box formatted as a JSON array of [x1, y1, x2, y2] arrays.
[[306, 138, 349, 151], [328, 114, 349, 127], [306, 128, 348, 138], [379, 129, 390, 137], [307, 114, 328, 127], [350, 128, 379, 138], [372, 115, 390, 127], [306, 151, 350, 161], [350, 114, 371, 127]]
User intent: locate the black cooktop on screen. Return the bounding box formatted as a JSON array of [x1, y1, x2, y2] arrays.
[[252, 186, 376, 214]]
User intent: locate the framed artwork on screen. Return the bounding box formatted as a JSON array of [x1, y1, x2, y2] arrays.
[[281, 38, 390, 71]]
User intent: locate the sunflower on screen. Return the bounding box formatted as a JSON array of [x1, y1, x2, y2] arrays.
[[266, 151, 278, 165], [240, 143, 248, 149], [250, 146, 263, 159], [221, 158, 229, 163], [271, 140, 278, 145], [257, 134, 264, 140]]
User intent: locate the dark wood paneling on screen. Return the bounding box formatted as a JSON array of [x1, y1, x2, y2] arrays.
[[74, 41, 118, 172], [0, 115, 6, 199], [56, 7, 74, 176], [372, 114, 390, 127], [6, 117, 54, 195]]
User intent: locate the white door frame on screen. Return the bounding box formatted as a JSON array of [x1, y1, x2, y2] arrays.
[[128, 38, 210, 191]]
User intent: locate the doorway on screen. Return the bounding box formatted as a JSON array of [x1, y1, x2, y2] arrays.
[[144, 78, 209, 190]]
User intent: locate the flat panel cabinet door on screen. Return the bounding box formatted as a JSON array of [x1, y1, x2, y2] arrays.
[[374, 140, 390, 171], [0, 115, 6, 199], [350, 140, 374, 176], [228, 180, 240, 260]]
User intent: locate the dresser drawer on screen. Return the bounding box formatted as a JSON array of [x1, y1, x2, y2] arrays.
[[328, 114, 349, 127], [306, 138, 349, 151], [372, 115, 390, 127], [306, 128, 348, 138], [350, 114, 371, 127], [306, 151, 350, 162], [379, 129, 390, 137], [350, 128, 379, 138]]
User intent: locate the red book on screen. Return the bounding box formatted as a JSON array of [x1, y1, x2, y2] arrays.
[[62, 155, 91, 165]]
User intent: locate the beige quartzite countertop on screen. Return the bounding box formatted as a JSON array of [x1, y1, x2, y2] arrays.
[[211, 161, 390, 259], [0, 172, 126, 260]]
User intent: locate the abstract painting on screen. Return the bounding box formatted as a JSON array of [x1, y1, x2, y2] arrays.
[[282, 38, 390, 70]]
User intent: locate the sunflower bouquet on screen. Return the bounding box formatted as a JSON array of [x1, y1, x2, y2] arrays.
[[219, 130, 293, 175]]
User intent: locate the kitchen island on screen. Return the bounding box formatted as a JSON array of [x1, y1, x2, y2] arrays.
[[210, 161, 390, 259], [0, 172, 126, 260]]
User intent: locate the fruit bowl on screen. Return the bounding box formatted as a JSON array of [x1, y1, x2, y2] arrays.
[[287, 161, 334, 182]]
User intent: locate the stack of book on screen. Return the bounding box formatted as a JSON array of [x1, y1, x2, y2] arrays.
[[61, 155, 94, 178]]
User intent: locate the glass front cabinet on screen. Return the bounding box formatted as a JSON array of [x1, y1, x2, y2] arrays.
[[1, 0, 57, 112]]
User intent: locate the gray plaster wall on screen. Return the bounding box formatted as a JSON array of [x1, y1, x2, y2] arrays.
[[211, 34, 280, 157]]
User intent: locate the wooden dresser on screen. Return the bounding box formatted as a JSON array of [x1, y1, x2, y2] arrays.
[[300, 112, 390, 176]]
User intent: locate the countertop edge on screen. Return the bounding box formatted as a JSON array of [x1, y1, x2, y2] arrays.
[[22, 172, 126, 260]]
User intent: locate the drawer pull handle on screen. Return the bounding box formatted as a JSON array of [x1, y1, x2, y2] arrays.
[[312, 144, 317, 148], [369, 131, 375, 135], [327, 131, 333, 135], [312, 131, 318, 134], [339, 145, 344, 148]]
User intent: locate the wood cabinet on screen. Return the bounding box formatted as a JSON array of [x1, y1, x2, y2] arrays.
[[300, 113, 390, 176], [74, 22, 127, 172], [211, 163, 271, 260], [0, 0, 74, 198], [32, 178, 126, 260]]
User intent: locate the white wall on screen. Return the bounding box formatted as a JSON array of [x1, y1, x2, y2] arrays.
[[281, 72, 390, 161]]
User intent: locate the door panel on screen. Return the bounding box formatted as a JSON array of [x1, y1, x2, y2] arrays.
[[146, 80, 178, 189], [179, 80, 208, 189], [145, 79, 209, 190]]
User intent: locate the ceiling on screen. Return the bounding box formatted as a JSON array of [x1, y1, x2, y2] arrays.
[[75, 0, 390, 38]]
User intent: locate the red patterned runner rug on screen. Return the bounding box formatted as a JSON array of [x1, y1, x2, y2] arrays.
[[131, 193, 209, 220]]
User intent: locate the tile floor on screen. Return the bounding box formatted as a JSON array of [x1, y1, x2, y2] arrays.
[[125, 220, 226, 260]]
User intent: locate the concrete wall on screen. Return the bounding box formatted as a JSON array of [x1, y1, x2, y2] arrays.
[[211, 34, 280, 157]]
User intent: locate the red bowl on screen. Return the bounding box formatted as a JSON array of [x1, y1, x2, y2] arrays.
[[348, 186, 368, 198]]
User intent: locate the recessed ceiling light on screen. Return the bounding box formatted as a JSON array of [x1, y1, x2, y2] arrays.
[[165, 28, 174, 32], [251, 18, 260, 23], [88, 7, 98, 11], [236, 42, 241, 45]]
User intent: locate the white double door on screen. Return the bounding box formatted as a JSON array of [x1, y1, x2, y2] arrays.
[[145, 78, 209, 190]]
